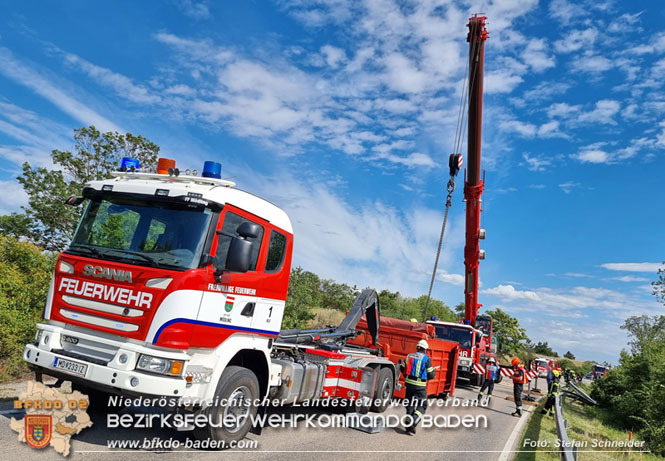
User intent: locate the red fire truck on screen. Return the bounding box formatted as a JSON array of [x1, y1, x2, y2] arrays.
[[426, 315, 496, 386], [24, 158, 403, 444]]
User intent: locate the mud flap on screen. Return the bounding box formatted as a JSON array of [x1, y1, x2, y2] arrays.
[[249, 404, 266, 435]]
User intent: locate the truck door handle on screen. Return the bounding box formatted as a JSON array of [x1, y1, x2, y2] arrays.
[[240, 303, 256, 317]]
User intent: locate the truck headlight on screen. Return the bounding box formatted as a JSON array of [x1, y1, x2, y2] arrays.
[[136, 354, 184, 376], [35, 330, 43, 344]]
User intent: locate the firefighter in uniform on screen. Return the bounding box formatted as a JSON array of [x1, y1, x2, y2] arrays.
[[400, 339, 436, 434], [511, 357, 526, 417], [541, 369, 561, 415], [477, 357, 499, 403]]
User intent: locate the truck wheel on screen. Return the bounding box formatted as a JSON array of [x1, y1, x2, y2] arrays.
[[495, 374, 503, 384], [370, 368, 394, 413], [194, 366, 259, 445], [475, 374, 485, 387]]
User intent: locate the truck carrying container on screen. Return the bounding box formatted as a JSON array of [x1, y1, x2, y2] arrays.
[[348, 316, 459, 398]]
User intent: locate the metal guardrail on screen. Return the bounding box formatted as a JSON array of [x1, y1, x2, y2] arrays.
[[567, 381, 597, 406], [554, 392, 577, 461]]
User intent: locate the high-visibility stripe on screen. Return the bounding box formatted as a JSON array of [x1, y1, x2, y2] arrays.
[[405, 378, 427, 386]]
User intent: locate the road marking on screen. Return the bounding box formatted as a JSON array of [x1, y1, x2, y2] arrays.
[[498, 407, 532, 461]]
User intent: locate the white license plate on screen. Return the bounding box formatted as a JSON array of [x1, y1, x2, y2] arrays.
[[53, 357, 88, 377]]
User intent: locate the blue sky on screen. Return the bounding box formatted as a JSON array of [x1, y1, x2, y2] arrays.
[[0, 0, 663, 364]]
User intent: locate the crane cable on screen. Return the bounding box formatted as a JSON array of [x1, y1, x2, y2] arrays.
[[423, 33, 482, 321]]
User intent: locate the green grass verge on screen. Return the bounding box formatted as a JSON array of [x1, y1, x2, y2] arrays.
[[515, 395, 661, 460]]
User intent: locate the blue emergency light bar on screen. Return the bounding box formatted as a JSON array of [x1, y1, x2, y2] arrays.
[[120, 157, 140, 171], [202, 161, 222, 179]]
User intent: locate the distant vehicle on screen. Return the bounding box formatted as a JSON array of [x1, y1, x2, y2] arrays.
[[585, 372, 594, 379], [535, 358, 550, 378], [535, 357, 561, 379], [592, 365, 609, 379]]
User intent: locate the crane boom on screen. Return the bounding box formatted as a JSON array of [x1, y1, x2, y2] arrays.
[[464, 15, 488, 325]]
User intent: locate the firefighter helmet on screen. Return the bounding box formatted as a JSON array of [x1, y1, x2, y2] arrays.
[[552, 369, 561, 377], [511, 358, 520, 366], [488, 357, 496, 363], [417, 339, 429, 350]]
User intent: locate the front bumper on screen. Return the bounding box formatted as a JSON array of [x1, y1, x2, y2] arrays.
[[24, 323, 188, 397]]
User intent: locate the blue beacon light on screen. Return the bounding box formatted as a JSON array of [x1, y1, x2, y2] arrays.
[[202, 161, 222, 179], [120, 157, 140, 171]]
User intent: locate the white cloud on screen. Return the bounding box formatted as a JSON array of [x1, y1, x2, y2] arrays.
[[63, 53, 161, 104], [383, 53, 427, 94], [600, 262, 663, 273], [554, 28, 598, 53], [548, 0, 587, 25], [0, 179, 29, 215], [437, 272, 464, 286], [523, 153, 551, 171], [482, 283, 658, 318], [577, 99, 620, 125], [547, 102, 580, 118], [0, 101, 72, 168], [374, 152, 437, 169], [0, 47, 121, 132], [485, 69, 523, 94], [558, 181, 581, 194], [523, 38, 555, 71], [571, 53, 613, 73], [174, 0, 211, 20], [607, 12, 642, 34], [500, 120, 536, 137], [320, 45, 347, 68], [238, 171, 465, 297], [611, 276, 649, 283], [576, 149, 609, 164]]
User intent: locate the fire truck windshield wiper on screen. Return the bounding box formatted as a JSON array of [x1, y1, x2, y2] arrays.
[[102, 248, 160, 266], [67, 244, 104, 258]]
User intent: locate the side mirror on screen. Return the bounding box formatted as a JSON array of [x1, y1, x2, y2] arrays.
[[236, 221, 261, 239], [225, 237, 252, 273], [65, 195, 85, 206]]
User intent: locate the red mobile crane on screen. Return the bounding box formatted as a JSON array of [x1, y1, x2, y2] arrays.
[[427, 15, 497, 386]]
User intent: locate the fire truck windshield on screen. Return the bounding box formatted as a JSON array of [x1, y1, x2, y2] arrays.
[[68, 195, 213, 270], [433, 325, 473, 349]]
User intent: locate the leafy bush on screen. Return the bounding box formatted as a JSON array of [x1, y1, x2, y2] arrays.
[[0, 236, 56, 380], [591, 315, 665, 455]]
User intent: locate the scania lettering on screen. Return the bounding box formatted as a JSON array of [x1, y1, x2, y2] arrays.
[[82, 264, 134, 282]]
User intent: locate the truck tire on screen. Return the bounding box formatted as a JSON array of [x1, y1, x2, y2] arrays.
[[370, 368, 394, 413], [475, 373, 485, 388], [495, 374, 503, 384], [194, 366, 260, 445]]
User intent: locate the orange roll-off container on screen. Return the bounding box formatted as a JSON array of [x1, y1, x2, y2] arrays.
[[348, 316, 459, 398]]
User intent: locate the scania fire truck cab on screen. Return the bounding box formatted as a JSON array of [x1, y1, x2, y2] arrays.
[[26, 161, 293, 401]]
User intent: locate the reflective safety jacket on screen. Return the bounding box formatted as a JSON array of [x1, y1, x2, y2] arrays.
[[512, 365, 527, 384], [548, 378, 560, 397], [485, 363, 499, 381], [401, 351, 435, 387]]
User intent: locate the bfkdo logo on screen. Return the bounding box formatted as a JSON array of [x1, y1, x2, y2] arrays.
[[25, 415, 52, 449], [225, 295, 235, 312], [10, 381, 93, 456]]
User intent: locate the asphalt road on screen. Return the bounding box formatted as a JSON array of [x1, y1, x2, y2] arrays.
[[1, 378, 538, 460]]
